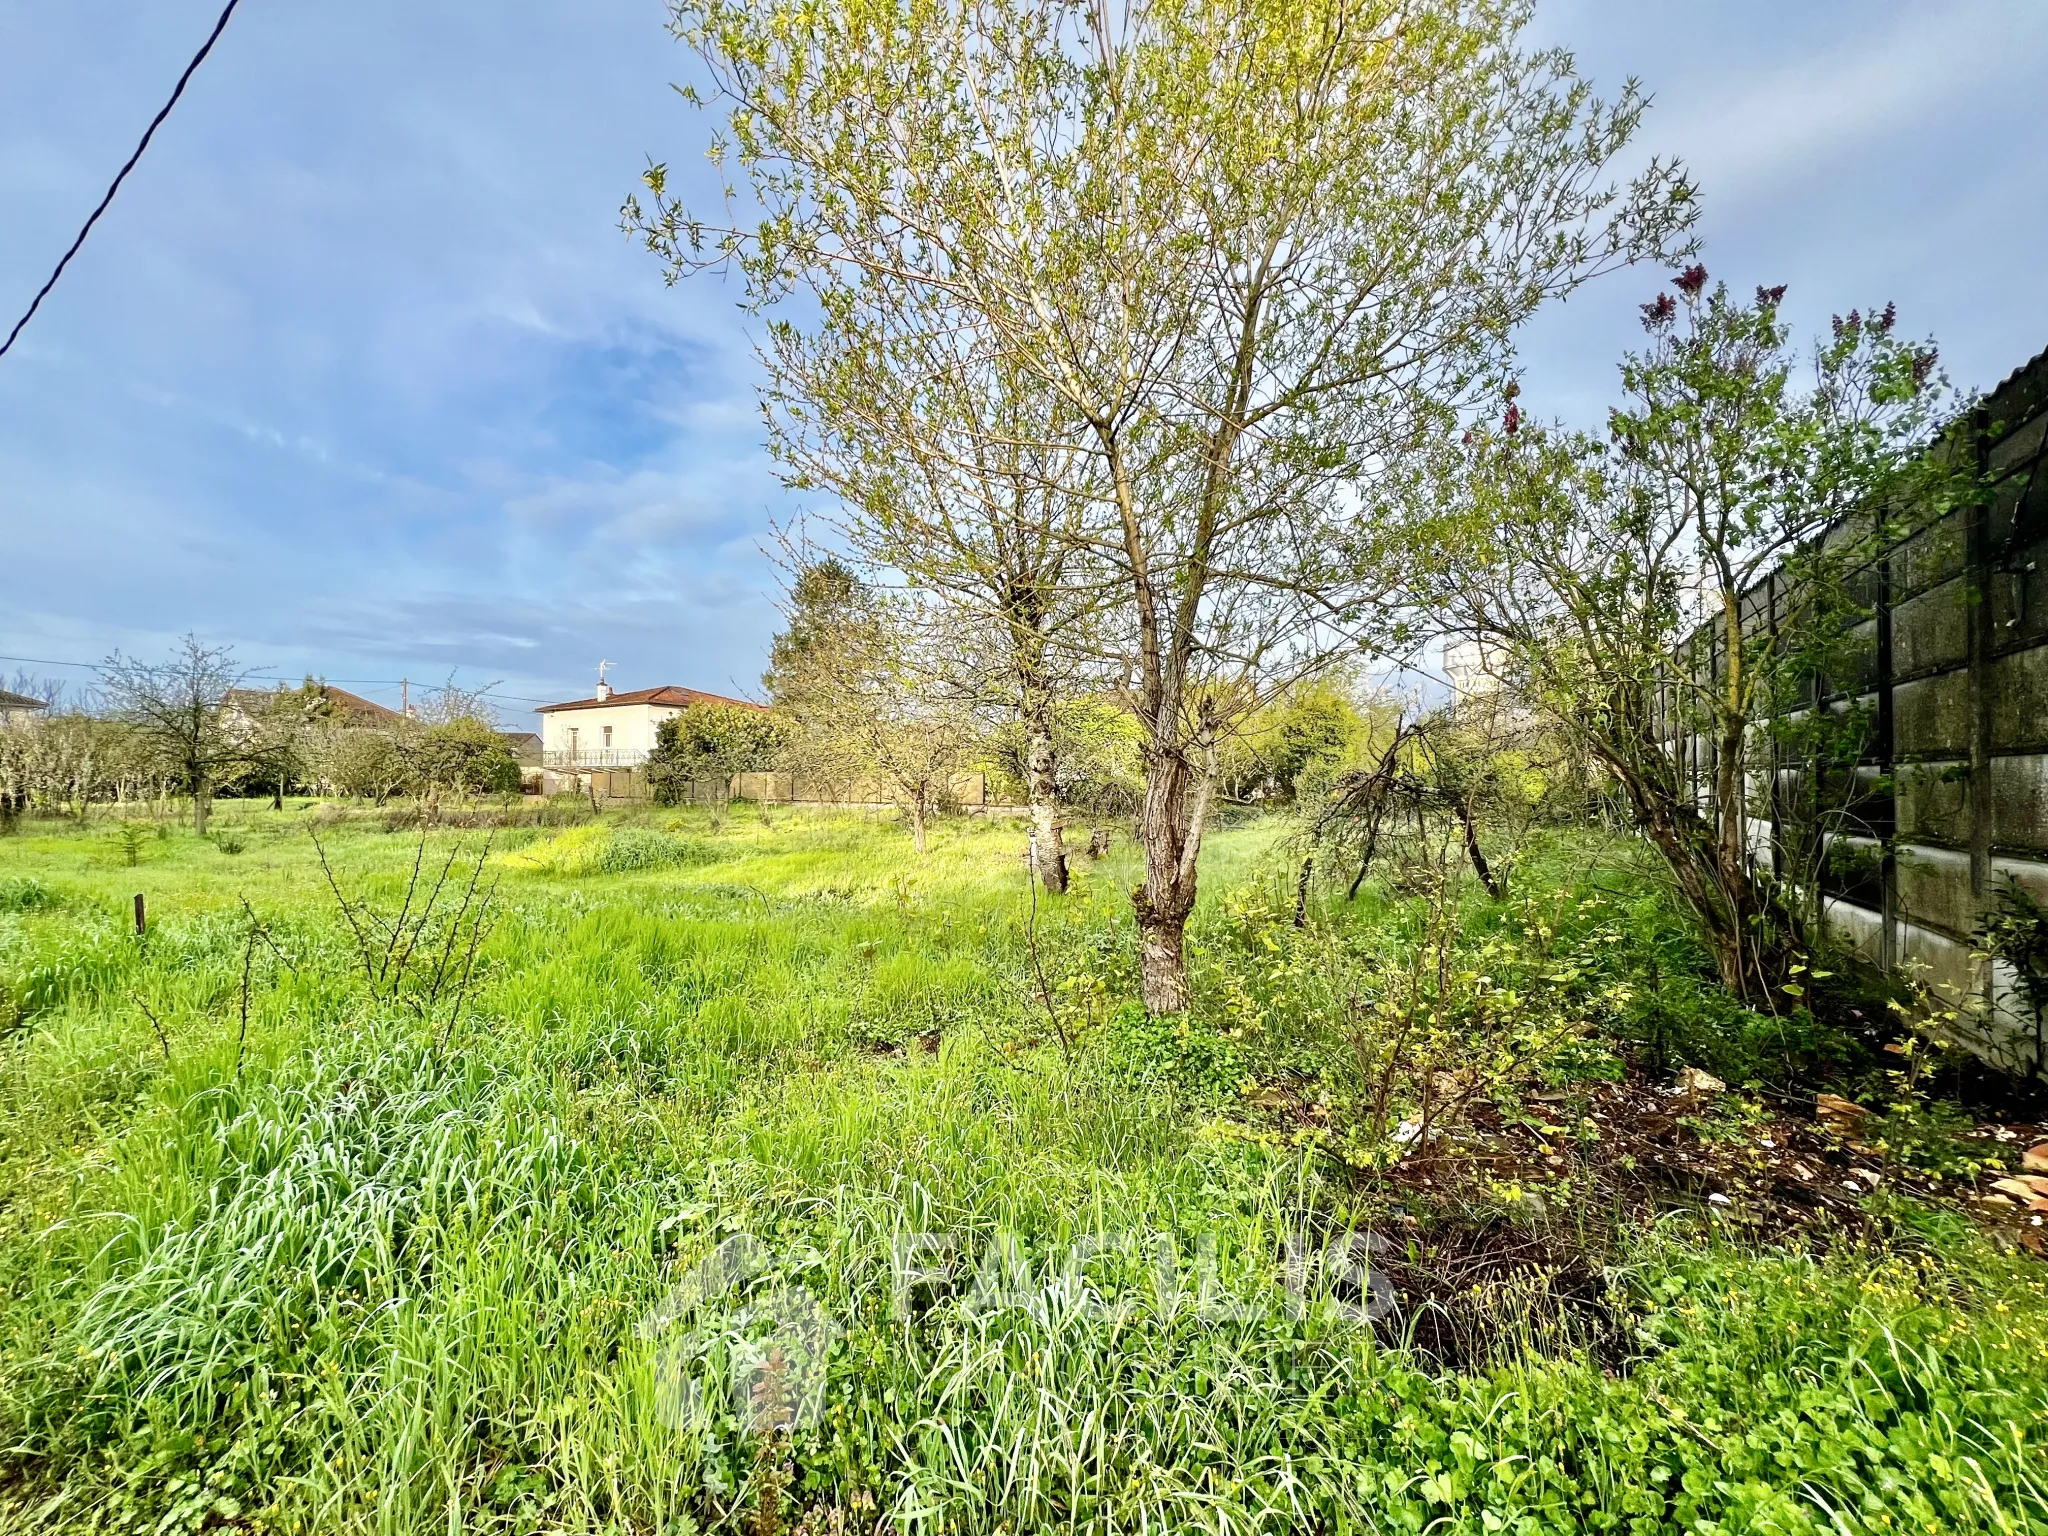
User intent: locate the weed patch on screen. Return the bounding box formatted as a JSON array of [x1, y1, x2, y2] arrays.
[[0, 806, 2041, 1533], [499, 823, 717, 877]]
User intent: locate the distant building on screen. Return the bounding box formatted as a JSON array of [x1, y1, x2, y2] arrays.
[[534, 677, 765, 792], [497, 730, 542, 765], [223, 684, 405, 729], [0, 688, 48, 726], [1442, 639, 1506, 705]]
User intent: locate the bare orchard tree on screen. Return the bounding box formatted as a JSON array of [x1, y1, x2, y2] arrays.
[[314, 725, 410, 804], [5, 671, 72, 712], [99, 636, 257, 834], [634, 0, 1696, 1009], [233, 679, 338, 808], [410, 675, 504, 727], [0, 710, 134, 820]]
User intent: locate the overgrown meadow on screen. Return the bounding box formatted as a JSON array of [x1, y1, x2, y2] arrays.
[[1, 803, 2044, 1534]]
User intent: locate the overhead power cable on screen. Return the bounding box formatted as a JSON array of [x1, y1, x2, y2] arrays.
[[0, 651, 558, 706], [0, 0, 243, 362]]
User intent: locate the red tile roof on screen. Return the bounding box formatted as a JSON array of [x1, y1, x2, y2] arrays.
[[225, 685, 404, 726], [535, 685, 767, 715]]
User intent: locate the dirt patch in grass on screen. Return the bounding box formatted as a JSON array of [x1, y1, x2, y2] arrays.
[[1375, 1076, 2048, 1258], [1366, 1214, 1632, 1373]]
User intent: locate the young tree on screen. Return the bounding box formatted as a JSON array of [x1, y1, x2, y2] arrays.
[[769, 561, 972, 853], [1398, 274, 1954, 1005], [634, 0, 1695, 1008], [648, 699, 784, 808], [99, 636, 257, 834]]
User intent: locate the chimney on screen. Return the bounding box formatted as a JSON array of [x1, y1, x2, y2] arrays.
[[594, 659, 613, 701], [595, 680, 612, 701]]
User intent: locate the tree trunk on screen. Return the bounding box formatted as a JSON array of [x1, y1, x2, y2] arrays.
[[909, 789, 929, 855], [1608, 745, 1797, 1011], [192, 770, 211, 836], [1023, 715, 1068, 894], [1458, 800, 1501, 899], [1134, 739, 1214, 1013]]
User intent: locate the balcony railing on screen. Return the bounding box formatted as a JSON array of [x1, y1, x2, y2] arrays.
[[542, 748, 650, 769]]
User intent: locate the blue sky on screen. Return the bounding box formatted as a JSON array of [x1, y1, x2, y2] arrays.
[[2, 1, 2044, 722]]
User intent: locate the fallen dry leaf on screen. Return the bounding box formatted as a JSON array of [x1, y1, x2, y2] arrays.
[[2023, 1143, 2048, 1174], [1990, 1176, 2048, 1200], [1815, 1093, 1869, 1131]]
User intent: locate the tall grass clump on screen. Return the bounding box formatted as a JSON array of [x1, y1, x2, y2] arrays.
[[0, 876, 56, 912], [500, 824, 716, 877]]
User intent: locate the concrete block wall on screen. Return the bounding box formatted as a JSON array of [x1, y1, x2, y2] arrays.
[[1798, 345, 2048, 1074], [1671, 343, 2048, 1076]]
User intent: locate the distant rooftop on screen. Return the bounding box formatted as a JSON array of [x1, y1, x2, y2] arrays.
[[497, 730, 543, 764], [0, 688, 49, 711], [535, 685, 766, 715], [224, 684, 404, 726]]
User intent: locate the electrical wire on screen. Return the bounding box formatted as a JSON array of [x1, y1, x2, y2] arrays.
[[0, 652, 560, 706], [0, 0, 244, 361]]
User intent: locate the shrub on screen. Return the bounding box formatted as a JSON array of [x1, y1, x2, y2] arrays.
[[648, 702, 782, 806], [0, 876, 53, 911], [499, 825, 712, 877], [406, 717, 522, 798]]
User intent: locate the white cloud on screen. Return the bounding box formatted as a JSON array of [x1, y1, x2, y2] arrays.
[[1646, 1, 2048, 204]]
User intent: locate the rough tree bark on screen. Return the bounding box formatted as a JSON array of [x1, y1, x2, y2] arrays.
[[1132, 724, 1217, 1013], [908, 786, 930, 855], [1021, 679, 1068, 894]]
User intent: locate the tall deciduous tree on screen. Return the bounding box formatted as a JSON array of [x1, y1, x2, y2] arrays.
[[1397, 275, 1954, 1006], [99, 636, 255, 834], [763, 320, 1097, 893], [634, 0, 1694, 1009]]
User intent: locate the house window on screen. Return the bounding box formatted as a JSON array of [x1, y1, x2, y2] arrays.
[[602, 725, 612, 749], [569, 727, 579, 756]]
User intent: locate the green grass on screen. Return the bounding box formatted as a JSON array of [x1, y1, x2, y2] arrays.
[[0, 801, 2043, 1534]]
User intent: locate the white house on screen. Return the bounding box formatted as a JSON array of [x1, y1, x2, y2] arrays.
[[1442, 638, 1506, 706], [535, 679, 765, 780]]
